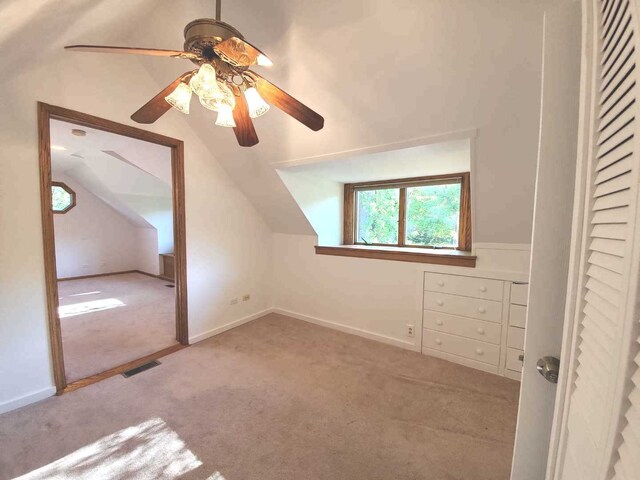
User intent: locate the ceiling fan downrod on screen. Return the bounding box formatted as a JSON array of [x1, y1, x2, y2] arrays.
[[216, 0, 221, 21]]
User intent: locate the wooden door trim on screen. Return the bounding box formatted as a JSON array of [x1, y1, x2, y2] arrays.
[[37, 102, 189, 394]]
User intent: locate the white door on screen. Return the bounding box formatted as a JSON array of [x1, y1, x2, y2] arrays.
[[510, 3, 582, 480], [546, 0, 640, 479]]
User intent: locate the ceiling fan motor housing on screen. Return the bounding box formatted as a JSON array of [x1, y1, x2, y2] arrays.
[[184, 18, 244, 65]]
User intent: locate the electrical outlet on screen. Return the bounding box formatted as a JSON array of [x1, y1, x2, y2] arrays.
[[242, 294, 251, 302], [406, 324, 415, 338], [230, 298, 239, 305]]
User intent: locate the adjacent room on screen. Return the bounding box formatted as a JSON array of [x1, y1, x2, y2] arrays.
[[1, 1, 639, 480], [50, 119, 181, 382]]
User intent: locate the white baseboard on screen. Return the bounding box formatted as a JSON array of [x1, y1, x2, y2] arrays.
[[0, 386, 56, 415], [273, 308, 420, 352], [189, 308, 274, 344]]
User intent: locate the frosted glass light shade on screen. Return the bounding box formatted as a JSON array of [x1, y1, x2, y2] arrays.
[[189, 64, 221, 100], [215, 108, 236, 128], [164, 82, 192, 114], [244, 87, 270, 118], [199, 81, 235, 112], [257, 54, 273, 67]]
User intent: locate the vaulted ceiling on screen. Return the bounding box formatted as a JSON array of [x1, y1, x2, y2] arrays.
[[4, 0, 561, 243]]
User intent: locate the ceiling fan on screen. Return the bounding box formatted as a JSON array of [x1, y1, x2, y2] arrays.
[[65, 0, 324, 147]]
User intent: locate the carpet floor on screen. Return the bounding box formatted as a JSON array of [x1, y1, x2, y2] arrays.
[[58, 272, 177, 382], [0, 313, 520, 480]]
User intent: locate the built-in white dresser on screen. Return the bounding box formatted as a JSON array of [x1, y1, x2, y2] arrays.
[[422, 271, 528, 380], [504, 283, 528, 380]]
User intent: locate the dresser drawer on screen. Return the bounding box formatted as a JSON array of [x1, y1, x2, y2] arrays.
[[423, 311, 501, 344], [506, 347, 524, 372], [425, 273, 504, 301], [511, 283, 529, 306], [507, 326, 525, 350], [509, 304, 527, 328], [423, 329, 500, 366], [423, 291, 502, 323]]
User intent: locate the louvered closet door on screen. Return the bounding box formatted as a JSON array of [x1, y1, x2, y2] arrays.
[[555, 0, 640, 478]]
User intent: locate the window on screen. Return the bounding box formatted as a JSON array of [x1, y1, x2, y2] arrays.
[[51, 182, 76, 214], [344, 173, 471, 251]]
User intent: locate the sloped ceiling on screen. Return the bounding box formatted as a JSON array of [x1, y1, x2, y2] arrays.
[[50, 118, 172, 230], [7, 0, 561, 242]]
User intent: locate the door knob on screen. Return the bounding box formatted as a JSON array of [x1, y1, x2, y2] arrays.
[[536, 356, 560, 384]]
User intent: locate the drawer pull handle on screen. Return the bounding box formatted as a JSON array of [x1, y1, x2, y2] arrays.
[[478, 307, 486, 314], [479, 286, 487, 292], [476, 348, 484, 356], [435, 338, 442, 345], [436, 300, 444, 306], [477, 327, 485, 335], [435, 319, 443, 326], [437, 280, 445, 287]]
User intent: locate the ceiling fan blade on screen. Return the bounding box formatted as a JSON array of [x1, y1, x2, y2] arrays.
[[65, 45, 200, 60], [252, 73, 324, 131], [214, 37, 272, 67], [131, 72, 191, 124], [232, 91, 259, 147]]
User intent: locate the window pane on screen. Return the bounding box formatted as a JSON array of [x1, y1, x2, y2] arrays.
[[52, 185, 73, 212], [356, 188, 399, 244], [405, 183, 461, 247]]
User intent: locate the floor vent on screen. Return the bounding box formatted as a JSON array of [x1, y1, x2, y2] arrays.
[[122, 360, 161, 378], [165, 284, 175, 288]]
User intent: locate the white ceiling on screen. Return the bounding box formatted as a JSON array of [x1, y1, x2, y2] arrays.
[[111, 0, 557, 242], [9, 0, 561, 242], [50, 118, 172, 228], [50, 118, 172, 185], [278, 138, 470, 184]]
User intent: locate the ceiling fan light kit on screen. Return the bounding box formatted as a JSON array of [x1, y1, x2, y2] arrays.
[[64, 0, 324, 147], [164, 82, 193, 114]]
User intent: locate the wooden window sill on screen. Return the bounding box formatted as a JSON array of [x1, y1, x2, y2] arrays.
[[314, 245, 477, 267]]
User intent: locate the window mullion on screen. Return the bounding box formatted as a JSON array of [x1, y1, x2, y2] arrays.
[[398, 187, 406, 247]]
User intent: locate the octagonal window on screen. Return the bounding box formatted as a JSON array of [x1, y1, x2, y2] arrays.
[[51, 182, 76, 214]]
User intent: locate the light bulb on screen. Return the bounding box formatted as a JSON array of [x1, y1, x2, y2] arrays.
[[257, 54, 273, 67], [244, 87, 270, 118], [164, 82, 192, 114], [215, 108, 236, 128], [199, 81, 235, 112], [189, 64, 221, 100]]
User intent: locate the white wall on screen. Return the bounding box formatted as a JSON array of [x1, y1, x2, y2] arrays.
[[273, 234, 531, 350], [277, 171, 344, 245], [0, 0, 273, 412], [119, 194, 174, 254], [267, 0, 551, 349], [273, 234, 424, 349], [136, 228, 161, 276], [53, 174, 158, 278]]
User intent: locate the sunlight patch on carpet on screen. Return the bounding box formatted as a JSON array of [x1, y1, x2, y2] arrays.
[[58, 298, 125, 318], [14, 417, 201, 480], [67, 291, 102, 297]]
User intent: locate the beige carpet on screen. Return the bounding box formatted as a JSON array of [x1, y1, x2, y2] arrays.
[[58, 272, 177, 382], [0, 314, 520, 480]]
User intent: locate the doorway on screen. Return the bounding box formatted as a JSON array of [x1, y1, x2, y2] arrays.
[[38, 103, 188, 393]]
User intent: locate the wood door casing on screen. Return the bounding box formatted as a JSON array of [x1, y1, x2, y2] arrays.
[[37, 102, 189, 393]]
